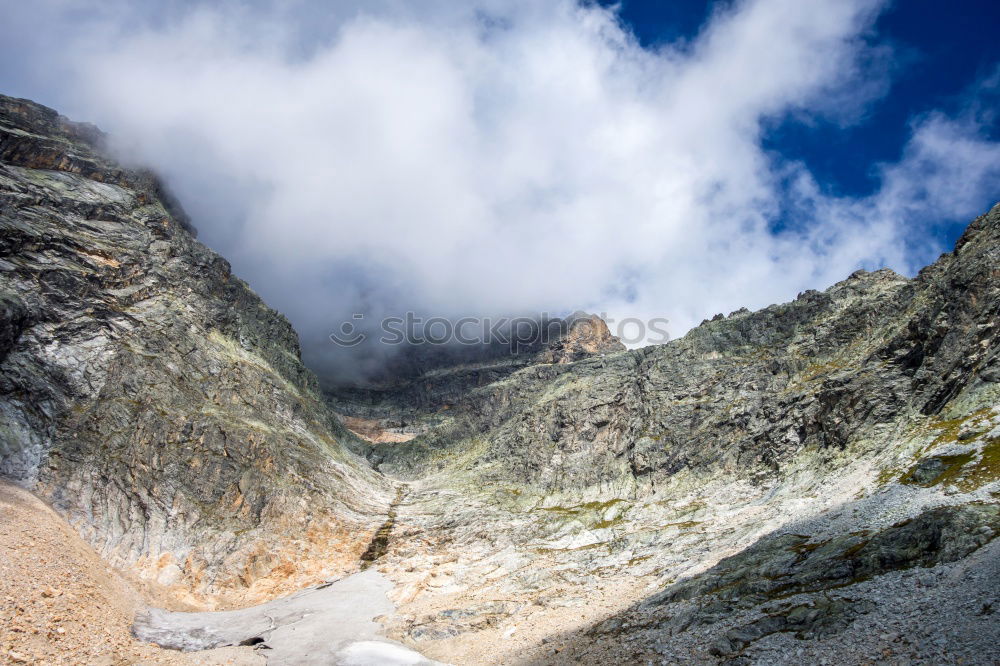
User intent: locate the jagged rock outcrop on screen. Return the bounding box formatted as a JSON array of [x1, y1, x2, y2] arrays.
[[354, 206, 998, 490], [537, 311, 625, 364], [0, 94, 391, 606]]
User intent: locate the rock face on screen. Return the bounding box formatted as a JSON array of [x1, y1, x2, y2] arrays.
[[538, 311, 625, 364], [0, 94, 390, 606], [362, 213, 999, 487], [337, 204, 1000, 663], [1, 92, 998, 664]]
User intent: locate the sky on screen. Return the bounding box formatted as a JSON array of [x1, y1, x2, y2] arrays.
[[1, 0, 998, 384]]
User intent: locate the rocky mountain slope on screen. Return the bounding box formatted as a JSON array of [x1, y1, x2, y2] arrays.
[[350, 218, 999, 489], [0, 93, 998, 665], [328, 310, 626, 461], [355, 205, 1000, 663], [318, 205, 1000, 663], [0, 94, 392, 608]]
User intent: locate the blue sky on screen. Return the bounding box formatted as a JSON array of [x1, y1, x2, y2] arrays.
[[612, 0, 1000, 246], [0, 0, 997, 379], [614, 0, 1000, 182]]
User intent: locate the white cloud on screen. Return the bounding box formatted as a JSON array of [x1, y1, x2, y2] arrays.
[[1, 0, 997, 382]]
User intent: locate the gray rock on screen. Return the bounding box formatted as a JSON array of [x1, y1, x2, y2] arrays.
[[0, 93, 391, 599]]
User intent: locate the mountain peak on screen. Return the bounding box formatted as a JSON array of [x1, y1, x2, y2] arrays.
[[539, 311, 625, 363]]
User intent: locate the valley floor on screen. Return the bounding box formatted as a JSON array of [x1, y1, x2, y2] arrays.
[[2, 462, 999, 665]]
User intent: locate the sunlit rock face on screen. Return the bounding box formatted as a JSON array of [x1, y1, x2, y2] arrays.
[[0, 94, 393, 607], [334, 203, 1000, 489], [538, 311, 626, 364]]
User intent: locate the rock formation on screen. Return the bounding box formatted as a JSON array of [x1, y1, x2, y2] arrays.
[[0, 94, 391, 607], [1, 93, 998, 664]]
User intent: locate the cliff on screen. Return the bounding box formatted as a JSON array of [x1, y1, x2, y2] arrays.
[[0, 94, 391, 607]]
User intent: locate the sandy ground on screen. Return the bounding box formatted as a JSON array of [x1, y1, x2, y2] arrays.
[[0, 480, 263, 666]]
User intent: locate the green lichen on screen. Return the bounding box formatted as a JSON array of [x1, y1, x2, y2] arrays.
[[537, 498, 629, 514], [655, 499, 707, 514], [901, 452, 976, 487], [788, 539, 828, 556], [953, 437, 1000, 492], [798, 358, 848, 382], [659, 520, 703, 530], [838, 538, 871, 560], [535, 498, 631, 530], [592, 517, 628, 530], [627, 554, 653, 567], [898, 436, 1000, 492], [533, 541, 611, 555], [205, 329, 305, 399], [924, 408, 992, 449], [876, 467, 900, 486]]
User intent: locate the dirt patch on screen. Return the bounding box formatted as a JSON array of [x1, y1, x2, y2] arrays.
[[0, 481, 263, 665], [340, 415, 418, 443]]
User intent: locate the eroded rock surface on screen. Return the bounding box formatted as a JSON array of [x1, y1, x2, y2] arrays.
[[0, 94, 391, 606]]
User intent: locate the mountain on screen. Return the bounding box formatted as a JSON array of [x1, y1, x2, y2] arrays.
[[335, 203, 1000, 663], [0, 94, 392, 608], [1, 93, 998, 664]]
